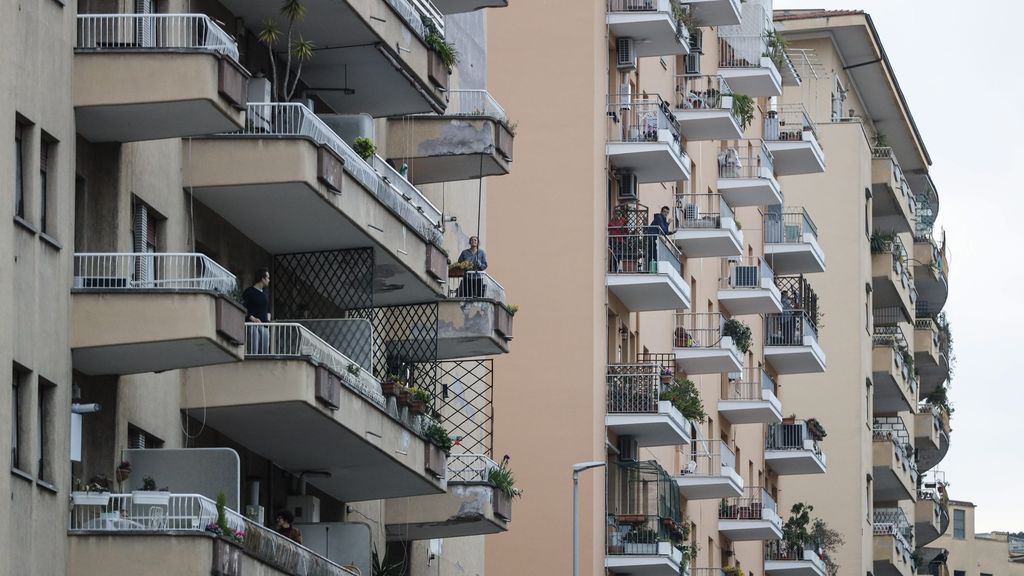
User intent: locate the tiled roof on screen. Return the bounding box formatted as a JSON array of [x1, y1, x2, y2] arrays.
[[773, 9, 865, 21]]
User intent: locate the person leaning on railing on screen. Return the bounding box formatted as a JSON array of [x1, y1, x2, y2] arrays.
[[457, 236, 488, 298], [243, 268, 272, 354]]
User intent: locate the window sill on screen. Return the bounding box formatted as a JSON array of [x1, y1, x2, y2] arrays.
[[13, 216, 38, 235], [39, 232, 62, 251], [36, 479, 58, 494], [10, 467, 34, 484]]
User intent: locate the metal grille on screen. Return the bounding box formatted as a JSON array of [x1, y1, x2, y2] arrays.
[[346, 304, 440, 383], [432, 360, 493, 457], [273, 249, 375, 319]]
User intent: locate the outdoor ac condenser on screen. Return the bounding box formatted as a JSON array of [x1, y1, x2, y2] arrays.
[[286, 495, 321, 524]]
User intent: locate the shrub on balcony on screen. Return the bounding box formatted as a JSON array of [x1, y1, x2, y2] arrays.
[[488, 455, 523, 501], [424, 420, 453, 454], [811, 518, 844, 576], [352, 137, 377, 161], [660, 377, 706, 423], [422, 17, 459, 69], [783, 502, 813, 552], [805, 418, 827, 440], [723, 319, 752, 354], [730, 94, 755, 130]]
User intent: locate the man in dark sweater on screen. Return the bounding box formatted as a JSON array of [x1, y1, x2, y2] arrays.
[[242, 268, 271, 353]]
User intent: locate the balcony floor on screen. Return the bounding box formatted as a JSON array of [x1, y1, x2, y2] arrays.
[[606, 13, 688, 57], [385, 484, 509, 541], [718, 176, 784, 208], [673, 228, 743, 258], [674, 109, 743, 141], [676, 468, 744, 500], [607, 140, 691, 183], [673, 345, 743, 375]]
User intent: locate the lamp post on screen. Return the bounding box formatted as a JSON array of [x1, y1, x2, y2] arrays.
[[572, 461, 606, 576]]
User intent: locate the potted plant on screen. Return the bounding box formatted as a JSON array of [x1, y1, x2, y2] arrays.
[[722, 319, 752, 354], [381, 374, 405, 397], [488, 455, 522, 520], [448, 260, 472, 278], [660, 377, 707, 423], [115, 460, 132, 483], [397, 385, 413, 407], [659, 367, 674, 386], [132, 475, 171, 506], [407, 386, 431, 415], [72, 474, 112, 506]]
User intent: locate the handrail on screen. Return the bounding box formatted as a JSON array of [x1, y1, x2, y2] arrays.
[[446, 270, 507, 302], [679, 440, 737, 475], [720, 257, 775, 290], [75, 13, 239, 61], [676, 193, 736, 230], [675, 75, 739, 118], [765, 421, 824, 461], [674, 312, 726, 349], [608, 229, 682, 276], [718, 140, 776, 180], [764, 207, 817, 244], [607, 363, 663, 414], [607, 94, 683, 148], [724, 366, 777, 400], [439, 89, 508, 121], [765, 104, 819, 143], [447, 453, 499, 483], [73, 253, 235, 293]]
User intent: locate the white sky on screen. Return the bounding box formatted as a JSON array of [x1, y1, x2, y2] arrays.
[[774, 0, 1024, 533]]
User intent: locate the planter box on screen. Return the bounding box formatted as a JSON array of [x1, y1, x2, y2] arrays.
[[132, 491, 172, 506], [425, 444, 446, 479], [494, 488, 512, 521], [72, 491, 111, 506], [428, 51, 450, 90], [397, 389, 412, 407], [381, 381, 403, 397], [410, 399, 427, 415], [448, 267, 466, 279]]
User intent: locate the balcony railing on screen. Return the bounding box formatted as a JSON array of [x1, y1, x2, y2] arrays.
[[765, 541, 827, 570], [872, 147, 915, 208], [764, 104, 819, 143], [73, 253, 235, 293], [917, 403, 947, 435], [447, 453, 499, 483], [719, 34, 769, 69], [608, 229, 683, 275], [244, 322, 386, 407], [607, 94, 684, 151], [441, 89, 508, 121], [384, 0, 445, 39], [675, 75, 739, 116], [607, 364, 664, 414], [766, 421, 824, 457], [765, 311, 816, 346], [874, 507, 914, 556], [446, 271, 507, 302], [76, 13, 240, 61], [873, 418, 919, 484], [227, 103, 443, 245], [679, 440, 737, 475], [873, 326, 916, 395], [724, 366, 777, 401], [721, 257, 774, 291], [764, 207, 817, 244], [676, 193, 736, 230], [719, 141, 776, 180], [719, 487, 779, 521], [674, 312, 727, 349], [68, 493, 358, 576], [607, 514, 676, 556]]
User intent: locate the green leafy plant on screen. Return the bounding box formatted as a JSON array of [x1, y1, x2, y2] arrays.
[[408, 386, 432, 405], [257, 0, 316, 102], [424, 420, 453, 453], [811, 518, 844, 576], [660, 377, 707, 423], [216, 491, 231, 536], [488, 455, 523, 500], [870, 231, 895, 254], [352, 137, 377, 161], [505, 303, 519, 315], [141, 476, 157, 491], [346, 363, 361, 376], [729, 94, 755, 130], [899, 347, 914, 373], [372, 544, 405, 576], [872, 129, 889, 148], [765, 29, 788, 70], [423, 17, 458, 68], [624, 524, 659, 543], [723, 319, 752, 354], [805, 417, 827, 440], [783, 502, 813, 551]]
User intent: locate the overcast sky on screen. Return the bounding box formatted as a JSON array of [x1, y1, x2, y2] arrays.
[[774, 0, 1024, 533]]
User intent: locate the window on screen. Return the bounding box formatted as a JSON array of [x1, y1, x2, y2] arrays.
[[15, 122, 25, 220], [865, 475, 872, 523], [953, 509, 965, 539], [954, 571, 965, 576], [865, 379, 872, 425], [37, 378, 55, 482], [864, 188, 872, 238], [127, 424, 164, 449], [11, 364, 30, 472], [39, 135, 54, 235]]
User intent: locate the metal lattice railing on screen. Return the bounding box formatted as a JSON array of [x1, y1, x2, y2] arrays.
[[873, 418, 919, 484], [874, 507, 914, 554], [607, 364, 663, 414], [75, 13, 239, 61], [69, 493, 359, 576], [446, 453, 499, 483], [73, 253, 235, 293]]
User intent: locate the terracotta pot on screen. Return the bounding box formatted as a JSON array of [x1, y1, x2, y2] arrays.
[[397, 389, 412, 407], [381, 381, 403, 397], [410, 399, 426, 415]]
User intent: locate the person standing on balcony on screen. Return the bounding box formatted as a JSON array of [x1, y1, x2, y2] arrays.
[[644, 206, 673, 271], [243, 268, 271, 354], [457, 237, 488, 298], [274, 509, 303, 544]]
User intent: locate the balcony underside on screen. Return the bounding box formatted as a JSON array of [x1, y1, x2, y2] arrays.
[[872, 448, 915, 502], [873, 536, 913, 576], [917, 431, 949, 473], [765, 139, 825, 176], [718, 177, 784, 208], [718, 397, 782, 425], [607, 142, 691, 183], [674, 109, 743, 141], [718, 287, 784, 316], [676, 468, 744, 500], [182, 359, 445, 502], [872, 349, 913, 414], [718, 519, 783, 541], [719, 60, 782, 97], [673, 228, 743, 258], [607, 267, 691, 312], [74, 52, 245, 142], [386, 117, 512, 184], [185, 138, 444, 306], [605, 401, 692, 447], [765, 558, 826, 576], [673, 347, 743, 375], [69, 534, 290, 576], [385, 484, 509, 541], [916, 363, 948, 398], [913, 266, 948, 315], [433, 0, 508, 13], [765, 340, 826, 374], [872, 183, 913, 234], [436, 300, 513, 359], [915, 500, 943, 546], [606, 13, 688, 57], [71, 292, 244, 376], [765, 450, 827, 475], [764, 241, 826, 275], [687, 0, 742, 27]]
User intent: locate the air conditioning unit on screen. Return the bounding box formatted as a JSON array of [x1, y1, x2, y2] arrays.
[[732, 265, 759, 288], [286, 495, 321, 524], [618, 172, 638, 201], [617, 37, 637, 70], [683, 203, 700, 221], [685, 52, 701, 75], [618, 436, 640, 462]]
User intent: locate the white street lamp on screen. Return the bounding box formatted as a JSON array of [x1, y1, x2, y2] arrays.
[[572, 461, 606, 576]]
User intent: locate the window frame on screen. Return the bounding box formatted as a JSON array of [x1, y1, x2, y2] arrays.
[[15, 121, 26, 220], [953, 509, 966, 540]]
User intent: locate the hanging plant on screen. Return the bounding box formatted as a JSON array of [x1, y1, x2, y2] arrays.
[[723, 319, 752, 354], [729, 94, 755, 130]]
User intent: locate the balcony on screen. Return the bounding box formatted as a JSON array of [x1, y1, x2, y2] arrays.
[[187, 103, 447, 306], [872, 326, 917, 414], [872, 236, 916, 322], [607, 0, 691, 57], [872, 148, 916, 234], [606, 515, 687, 576], [440, 271, 514, 358], [74, 14, 247, 142], [676, 441, 744, 499], [606, 364, 692, 447], [718, 487, 783, 541], [718, 258, 783, 316], [764, 420, 827, 475], [607, 461, 686, 576], [914, 317, 949, 397], [718, 35, 782, 97], [608, 96, 691, 183], [216, 0, 447, 116], [763, 105, 826, 175], [717, 141, 784, 207], [71, 253, 244, 376], [765, 542, 828, 576], [387, 90, 514, 184], [913, 236, 949, 317], [673, 194, 743, 258], [915, 404, 950, 473], [719, 366, 782, 424], [873, 508, 916, 576], [672, 313, 743, 375], [673, 75, 744, 141], [872, 420, 918, 502], [915, 487, 949, 547], [764, 308, 826, 375], [433, 0, 507, 13], [764, 208, 826, 274], [68, 493, 358, 576], [608, 229, 691, 312], [182, 323, 446, 502], [385, 454, 510, 540], [685, 0, 742, 26]]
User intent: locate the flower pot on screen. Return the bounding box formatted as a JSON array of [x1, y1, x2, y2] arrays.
[[410, 399, 427, 415], [397, 389, 412, 407], [132, 491, 171, 506], [72, 491, 111, 507], [660, 374, 673, 386], [381, 381, 403, 397], [115, 468, 131, 483]]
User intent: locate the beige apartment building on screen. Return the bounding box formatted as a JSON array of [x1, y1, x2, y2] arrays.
[[4, 0, 520, 575], [928, 500, 1024, 576]]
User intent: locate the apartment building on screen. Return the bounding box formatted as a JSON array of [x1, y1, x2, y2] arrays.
[[4, 0, 517, 575], [771, 9, 954, 576], [486, 1, 834, 575], [927, 500, 1024, 576]]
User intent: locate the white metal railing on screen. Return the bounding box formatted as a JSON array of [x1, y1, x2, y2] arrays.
[[764, 207, 817, 244], [229, 103, 442, 245], [446, 270, 507, 302], [608, 230, 682, 276], [765, 421, 826, 465], [244, 322, 386, 407], [674, 312, 727, 349], [724, 366, 777, 401], [718, 141, 776, 180], [69, 493, 358, 576], [678, 440, 737, 476], [675, 75, 737, 114], [720, 487, 780, 525], [384, 0, 444, 38], [76, 14, 239, 61], [73, 253, 235, 293], [447, 453, 499, 483], [608, 0, 674, 13], [765, 104, 819, 143], [765, 542, 826, 571], [607, 95, 685, 160], [442, 90, 508, 121], [719, 35, 769, 68], [676, 193, 736, 231], [721, 257, 774, 290]]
